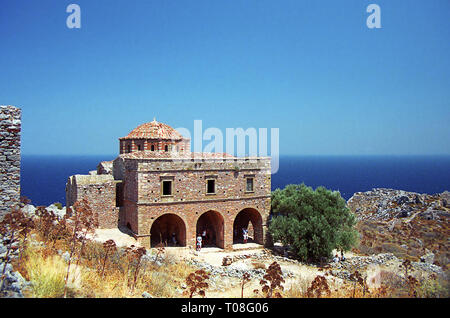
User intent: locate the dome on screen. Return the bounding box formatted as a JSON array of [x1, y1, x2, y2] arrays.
[[120, 119, 184, 140]]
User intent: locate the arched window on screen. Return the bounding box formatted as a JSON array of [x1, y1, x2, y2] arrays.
[[151, 145, 155, 151], [165, 145, 168, 152], [127, 145, 131, 153]]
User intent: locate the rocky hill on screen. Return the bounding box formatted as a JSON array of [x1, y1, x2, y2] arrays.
[[347, 188, 449, 270]]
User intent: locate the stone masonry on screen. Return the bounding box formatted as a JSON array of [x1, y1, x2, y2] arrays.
[[0, 106, 21, 220], [120, 154, 271, 249], [66, 174, 120, 228], [66, 120, 271, 249]]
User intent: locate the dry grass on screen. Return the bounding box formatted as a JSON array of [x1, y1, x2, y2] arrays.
[[14, 227, 198, 298], [283, 276, 311, 298], [73, 243, 196, 298], [21, 247, 66, 298]]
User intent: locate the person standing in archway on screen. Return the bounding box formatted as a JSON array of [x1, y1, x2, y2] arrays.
[[202, 229, 207, 246], [196, 234, 202, 251], [243, 227, 248, 244], [171, 233, 177, 246]]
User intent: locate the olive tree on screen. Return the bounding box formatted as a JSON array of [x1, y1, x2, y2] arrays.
[[269, 184, 358, 262]]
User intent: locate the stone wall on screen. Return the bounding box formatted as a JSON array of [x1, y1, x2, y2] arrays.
[[0, 106, 21, 219], [121, 157, 271, 248], [122, 157, 271, 204], [97, 160, 113, 175], [130, 197, 271, 249], [66, 174, 119, 228]]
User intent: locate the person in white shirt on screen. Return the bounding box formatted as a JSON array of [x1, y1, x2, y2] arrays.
[[196, 234, 202, 251]]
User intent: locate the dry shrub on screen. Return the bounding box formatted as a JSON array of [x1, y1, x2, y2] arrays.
[[125, 245, 147, 292], [306, 275, 330, 298], [64, 199, 98, 297], [251, 261, 266, 270], [259, 262, 284, 298], [184, 269, 210, 298], [349, 270, 368, 297], [406, 275, 420, 297], [100, 240, 117, 277], [241, 273, 251, 298]]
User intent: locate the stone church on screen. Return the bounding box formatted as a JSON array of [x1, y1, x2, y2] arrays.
[[66, 120, 271, 249]]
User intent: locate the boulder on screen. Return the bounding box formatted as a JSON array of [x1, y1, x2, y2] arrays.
[[21, 204, 36, 217], [46, 204, 67, 219]]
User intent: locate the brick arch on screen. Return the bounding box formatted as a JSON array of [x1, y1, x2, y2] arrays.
[[196, 210, 224, 249], [150, 213, 186, 247], [233, 208, 263, 244]]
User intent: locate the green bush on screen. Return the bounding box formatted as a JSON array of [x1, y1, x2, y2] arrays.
[[269, 184, 359, 262], [53, 202, 63, 209]]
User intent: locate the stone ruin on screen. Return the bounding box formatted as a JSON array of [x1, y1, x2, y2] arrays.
[[0, 105, 21, 220]]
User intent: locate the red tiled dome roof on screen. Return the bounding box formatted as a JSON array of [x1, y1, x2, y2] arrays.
[[120, 119, 184, 140]]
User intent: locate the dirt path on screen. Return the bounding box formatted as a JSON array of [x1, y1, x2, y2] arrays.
[[88, 228, 140, 247]]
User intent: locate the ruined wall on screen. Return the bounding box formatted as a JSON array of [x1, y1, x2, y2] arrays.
[[97, 160, 113, 175], [0, 106, 21, 219], [66, 174, 119, 228]]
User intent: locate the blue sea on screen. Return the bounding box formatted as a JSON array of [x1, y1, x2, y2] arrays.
[[20, 155, 450, 206]]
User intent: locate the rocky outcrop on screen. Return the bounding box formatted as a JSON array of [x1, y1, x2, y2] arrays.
[[329, 253, 443, 277], [348, 188, 449, 270], [348, 188, 449, 222], [0, 106, 21, 220], [21, 204, 67, 220]]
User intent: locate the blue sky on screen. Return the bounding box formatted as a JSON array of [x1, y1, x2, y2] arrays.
[[0, 0, 449, 156]]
